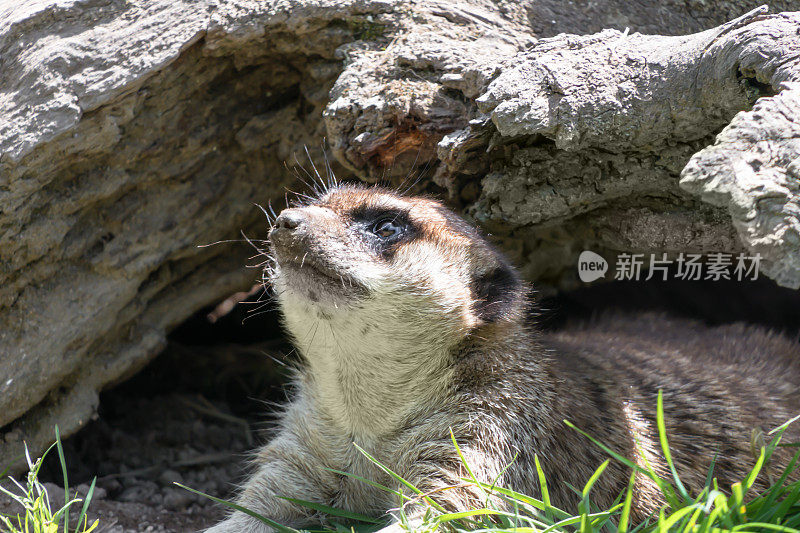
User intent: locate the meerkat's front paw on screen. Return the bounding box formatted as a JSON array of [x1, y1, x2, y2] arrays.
[[205, 512, 273, 533], [375, 522, 408, 533], [203, 520, 242, 533], [375, 515, 429, 533]]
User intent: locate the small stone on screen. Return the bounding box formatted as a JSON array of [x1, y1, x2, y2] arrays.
[[158, 469, 183, 486], [162, 487, 193, 511]]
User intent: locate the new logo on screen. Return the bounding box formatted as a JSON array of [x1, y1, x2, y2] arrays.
[[578, 251, 608, 282]]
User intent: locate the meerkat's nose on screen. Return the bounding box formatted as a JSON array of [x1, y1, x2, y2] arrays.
[[274, 210, 305, 231]]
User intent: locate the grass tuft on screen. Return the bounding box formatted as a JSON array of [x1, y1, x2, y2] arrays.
[[183, 393, 800, 533], [0, 426, 98, 533]]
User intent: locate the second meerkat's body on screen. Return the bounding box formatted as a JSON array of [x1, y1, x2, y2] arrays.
[[207, 185, 800, 533]]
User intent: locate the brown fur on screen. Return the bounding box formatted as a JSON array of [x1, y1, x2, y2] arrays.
[[453, 312, 800, 516]]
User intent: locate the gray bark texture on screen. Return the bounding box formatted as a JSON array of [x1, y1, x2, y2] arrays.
[[1, 0, 799, 470]]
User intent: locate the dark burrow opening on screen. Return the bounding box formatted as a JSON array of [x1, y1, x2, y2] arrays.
[[37, 274, 800, 531]]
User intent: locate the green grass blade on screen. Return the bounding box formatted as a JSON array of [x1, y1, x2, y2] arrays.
[[540, 510, 619, 533], [564, 419, 680, 509], [580, 510, 591, 533], [489, 452, 519, 495], [591, 503, 623, 530], [0, 484, 22, 501], [55, 425, 69, 533], [582, 460, 610, 500], [756, 450, 800, 519], [682, 507, 704, 533], [704, 453, 718, 490], [769, 415, 800, 436], [51, 498, 83, 524], [534, 454, 553, 519], [436, 509, 505, 522], [449, 428, 487, 500], [742, 448, 766, 494], [322, 468, 403, 498], [656, 506, 666, 533], [352, 443, 446, 513], [618, 472, 636, 533], [74, 477, 96, 533], [714, 490, 735, 530], [174, 483, 299, 533], [659, 505, 699, 530], [656, 392, 690, 502], [456, 527, 542, 533], [472, 481, 570, 519], [563, 421, 652, 479], [769, 483, 800, 524], [577, 460, 610, 533], [731, 523, 800, 532], [277, 497, 381, 524]]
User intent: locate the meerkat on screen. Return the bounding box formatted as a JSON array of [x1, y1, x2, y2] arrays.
[[206, 184, 800, 533]]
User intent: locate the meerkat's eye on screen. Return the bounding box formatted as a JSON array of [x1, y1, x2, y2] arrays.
[[371, 218, 404, 238]]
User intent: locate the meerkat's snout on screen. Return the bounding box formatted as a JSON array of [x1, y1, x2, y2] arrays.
[[272, 208, 304, 231], [269, 208, 313, 259], [268, 200, 383, 306]]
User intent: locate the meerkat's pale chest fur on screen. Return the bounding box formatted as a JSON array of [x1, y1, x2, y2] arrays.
[[206, 184, 800, 533]]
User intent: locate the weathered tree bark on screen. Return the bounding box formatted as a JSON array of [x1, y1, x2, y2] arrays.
[[1, 0, 798, 471], [325, 6, 800, 282]]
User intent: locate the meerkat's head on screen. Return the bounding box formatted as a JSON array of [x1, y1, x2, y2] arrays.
[[268, 184, 526, 360]]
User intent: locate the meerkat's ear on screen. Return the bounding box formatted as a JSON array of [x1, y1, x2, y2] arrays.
[[470, 255, 522, 323]]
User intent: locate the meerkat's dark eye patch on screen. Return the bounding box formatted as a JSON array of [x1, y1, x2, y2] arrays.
[[471, 262, 520, 323], [350, 207, 415, 255]]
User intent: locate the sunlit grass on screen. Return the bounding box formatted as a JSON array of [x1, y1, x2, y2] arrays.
[[0, 427, 98, 533], [181, 391, 800, 533]]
